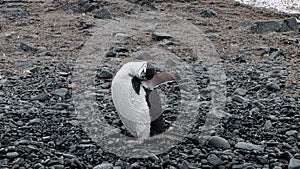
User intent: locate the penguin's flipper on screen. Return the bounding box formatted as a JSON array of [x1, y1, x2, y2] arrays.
[[145, 89, 164, 136]]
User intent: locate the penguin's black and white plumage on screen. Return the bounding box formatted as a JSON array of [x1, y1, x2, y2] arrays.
[[111, 61, 175, 142]]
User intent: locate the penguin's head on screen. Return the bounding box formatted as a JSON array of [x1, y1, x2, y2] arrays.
[[124, 61, 154, 81]]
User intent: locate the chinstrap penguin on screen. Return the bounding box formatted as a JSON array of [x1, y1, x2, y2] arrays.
[[111, 61, 176, 143]]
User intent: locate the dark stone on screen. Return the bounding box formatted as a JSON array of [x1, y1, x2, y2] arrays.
[[266, 82, 280, 91], [207, 154, 222, 166], [257, 156, 268, 164], [236, 54, 247, 63], [20, 42, 38, 52], [94, 8, 112, 19], [105, 51, 116, 57], [97, 68, 113, 79], [269, 48, 285, 60], [251, 18, 299, 34], [208, 136, 230, 149], [200, 8, 217, 17]]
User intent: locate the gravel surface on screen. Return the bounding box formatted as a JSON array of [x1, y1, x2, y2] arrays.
[[0, 0, 299, 168]]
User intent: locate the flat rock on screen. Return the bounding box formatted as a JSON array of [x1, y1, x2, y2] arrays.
[[288, 158, 300, 169], [235, 142, 264, 152], [208, 136, 230, 149], [251, 17, 298, 34], [152, 32, 172, 41], [52, 88, 68, 97]]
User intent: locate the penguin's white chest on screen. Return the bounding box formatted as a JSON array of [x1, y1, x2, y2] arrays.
[[111, 75, 151, 138]]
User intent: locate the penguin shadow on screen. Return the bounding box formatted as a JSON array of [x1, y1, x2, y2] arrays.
[[95, 65, 181, 138]]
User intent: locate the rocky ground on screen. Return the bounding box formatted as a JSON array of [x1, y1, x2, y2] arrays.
[[0, 0, 299, 169]]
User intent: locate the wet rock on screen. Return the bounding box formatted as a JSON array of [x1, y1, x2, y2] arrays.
[[20, 42, 38, 52], [266, 82, 280, 91], [235, 142, 264, 152], [288, 158, 300, 169], [52, 88, 69, 97], [207, 154, 222, 166], [152, 32, 172, 41], [93, 163, 113, 169], [94, 8, 112, 19], [208, 136, 230, 149], [251, 17, 298, 34]]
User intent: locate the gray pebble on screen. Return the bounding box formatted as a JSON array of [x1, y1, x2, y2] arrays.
[[208, 136, 230, 149], [94, 8, 112, 19]]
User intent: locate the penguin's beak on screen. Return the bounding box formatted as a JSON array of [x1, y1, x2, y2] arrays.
[[142, 72, 176, 90]]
